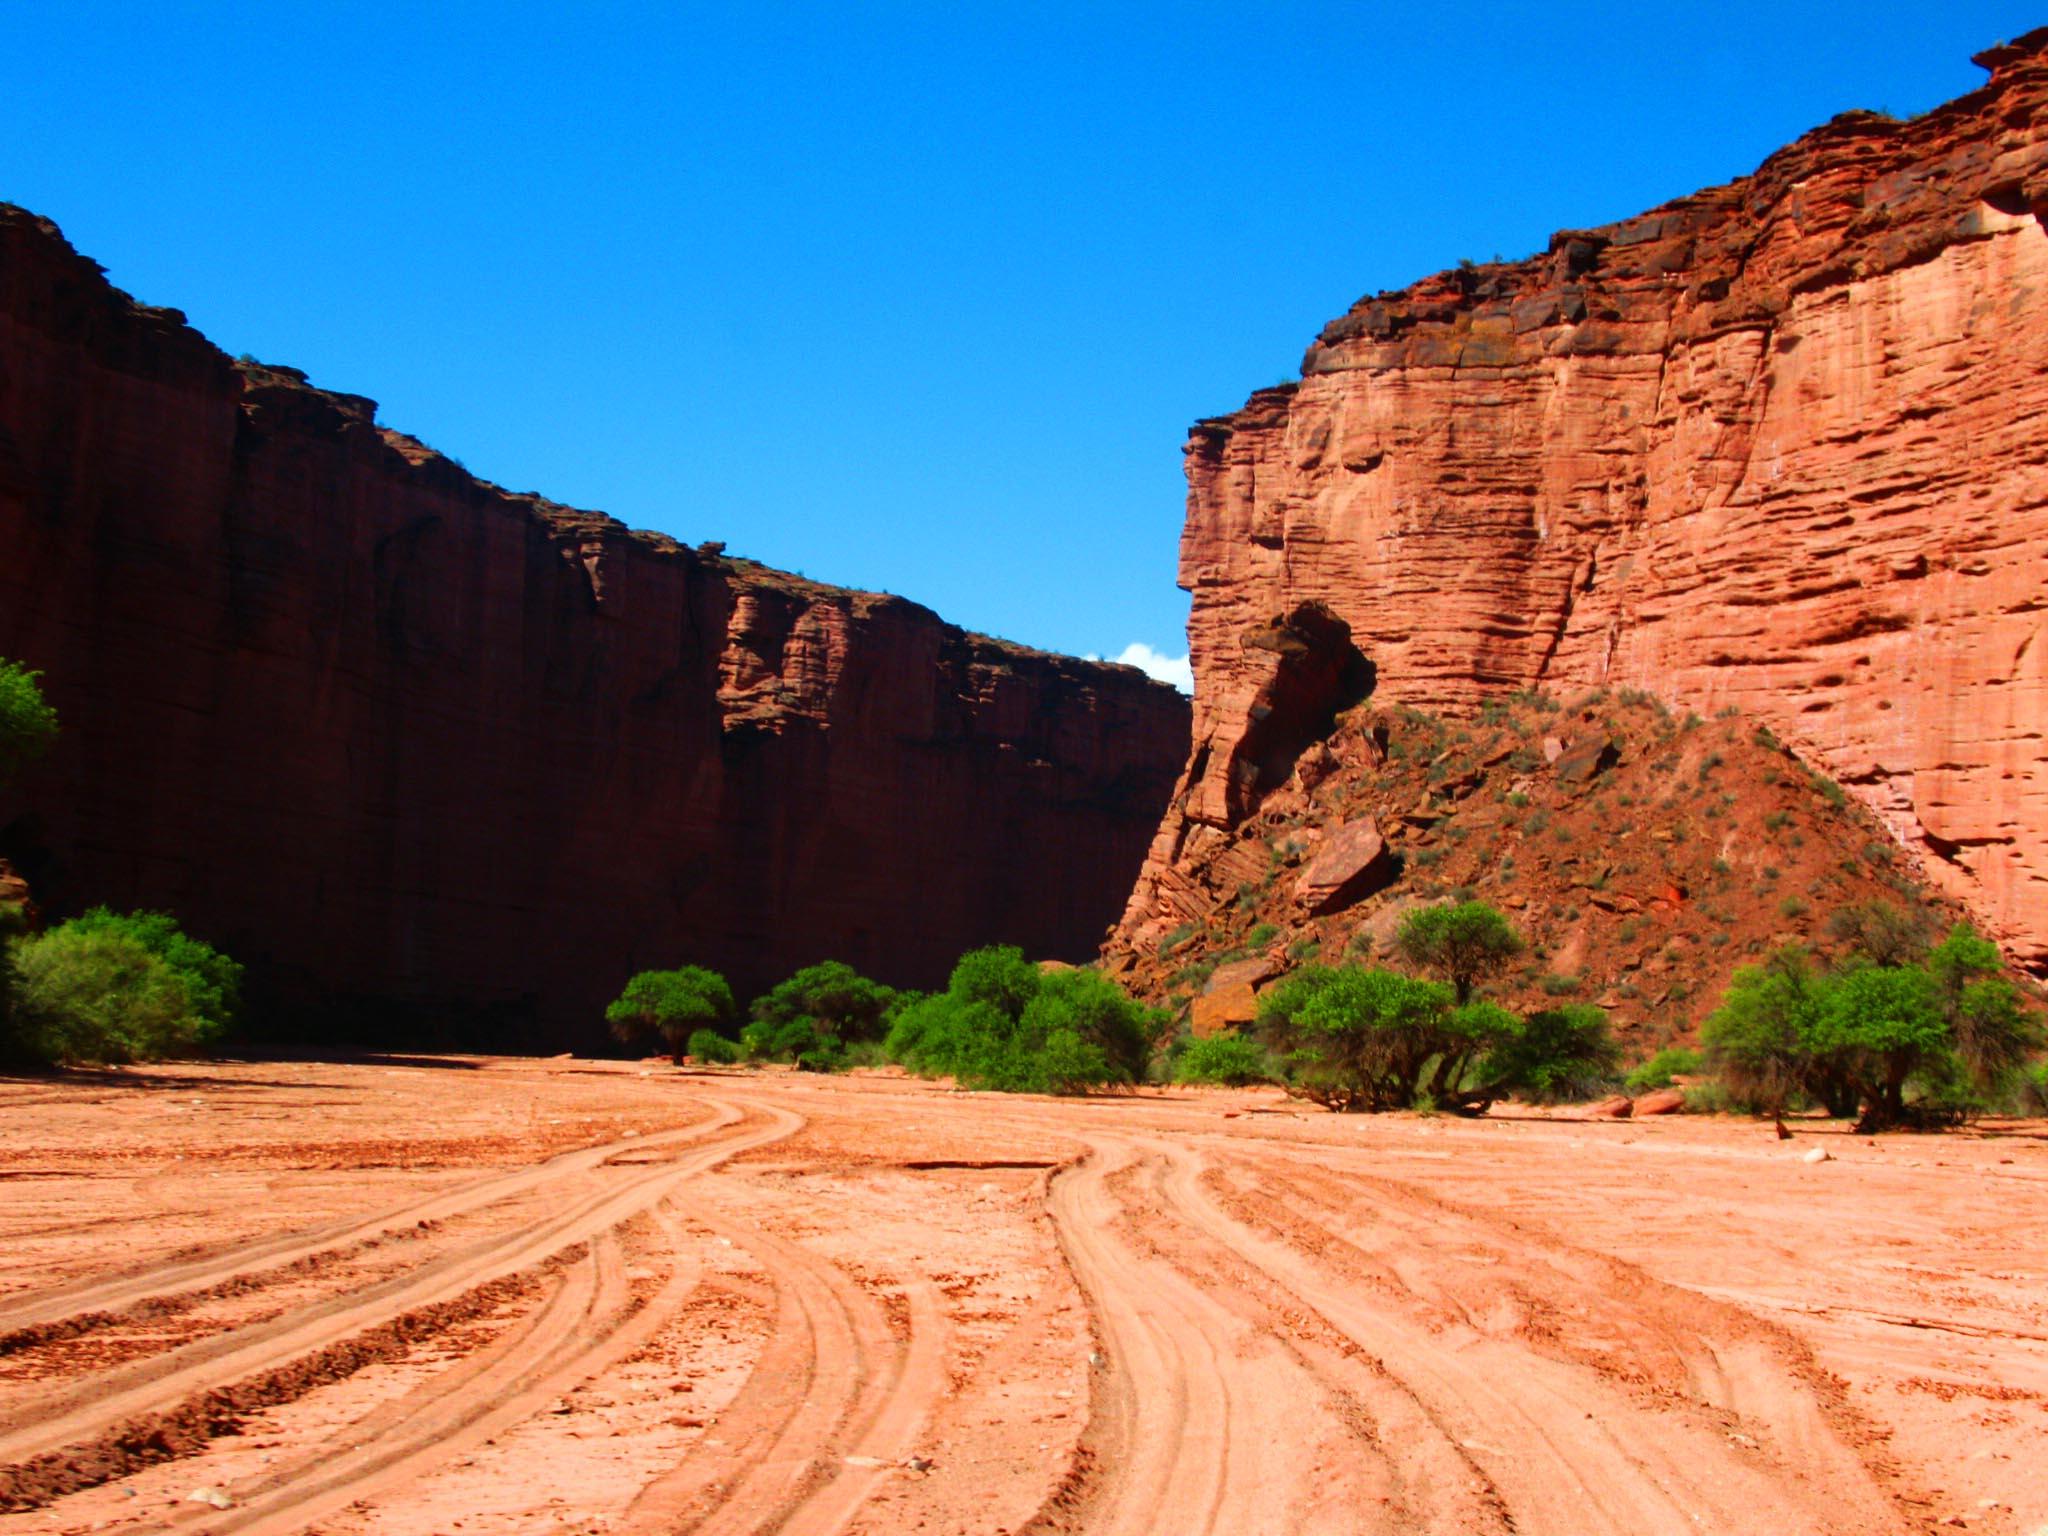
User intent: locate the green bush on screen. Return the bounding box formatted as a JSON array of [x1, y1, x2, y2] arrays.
[[61, 908, 243, 1040], [741, 1014, 845, 1070], [885, 948, 1167, 1094], [1245, 922, 1280, 948], [1258, 966, 1466, 1112], [1174, 1031, 1272, 1086], [1702, 923, 2040, 1129], [1624, 1046, 1701, 1094], [8, 914, 236, 1065], [752, 961, 897, 1042], [605, 966, 736, 1063], [0, 660, 57, 785], [686, 1028, 742, 1064], [1537, 972, 1581, 996], [1484, 1003, 1620, 1103]]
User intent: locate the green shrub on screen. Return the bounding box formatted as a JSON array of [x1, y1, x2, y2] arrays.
[[1779, 895, 1807, 919], [1807, 770, 1848, 808], [8, 919, 233, 1065], [605, 966, 736, 1063], [1257, 965, 1468, 1111], [1173, 1031, 1272, 1086], [1246, 923, 1280, 949], [0, 660, 57, 785], [1484, 1002, 1620, 1103], [1827, 900, 1932, 966], [1625, 1046, 1701, 1093], [1158, 923, 1198, 958], [1538, 973, 1581, 996], [686, 1028, 742, 1064], [885, 948, 1167, 1094]]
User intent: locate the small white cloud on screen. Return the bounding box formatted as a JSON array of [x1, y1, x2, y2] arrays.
[[1109, 642, 1193, 694]]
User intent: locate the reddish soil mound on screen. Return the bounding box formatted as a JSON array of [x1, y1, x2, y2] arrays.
[[1105, 689, 1968, 1053]]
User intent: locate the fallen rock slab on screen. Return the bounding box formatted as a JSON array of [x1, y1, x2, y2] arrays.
[[1293, 817, 1393, 915]]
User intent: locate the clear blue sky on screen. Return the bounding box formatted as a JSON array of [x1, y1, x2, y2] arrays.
[[6, 3, 2032, 680]]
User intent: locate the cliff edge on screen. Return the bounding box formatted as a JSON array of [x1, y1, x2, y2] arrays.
[[1119, 33, 2048, 972], [0, 207, 1190, 1043]]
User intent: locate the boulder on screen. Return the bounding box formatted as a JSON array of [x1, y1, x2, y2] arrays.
[[1190, 957, 1278, 1038], [1633, 1088, 1684, 1116], [1293, 817, 1394, 915], [1553, 733, 1619, 786], [1584, 1095, 1634, 1119]]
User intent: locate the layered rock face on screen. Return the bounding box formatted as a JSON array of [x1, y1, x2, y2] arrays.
[[0, 207, 1189, 1043], [1121, 34, 2048, 971]]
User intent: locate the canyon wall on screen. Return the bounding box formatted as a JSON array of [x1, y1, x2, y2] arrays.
[[0, 206, 1189, 1045], [1119, 33, 2048, 972]]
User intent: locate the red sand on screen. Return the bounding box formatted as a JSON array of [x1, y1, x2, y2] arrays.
[[0, 1057, 2041, 1534]]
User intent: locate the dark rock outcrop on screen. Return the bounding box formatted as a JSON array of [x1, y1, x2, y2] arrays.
[[0, 207, 1190, 1045]]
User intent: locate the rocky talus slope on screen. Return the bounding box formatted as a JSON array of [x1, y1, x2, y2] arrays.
[[1119, 33, 2048, 972], [0, 207, 1188, 1043], [1104, 689, 1965, 1042]]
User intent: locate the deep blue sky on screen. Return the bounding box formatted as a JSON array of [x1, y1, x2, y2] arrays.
[[6, 4, 2033, 678]]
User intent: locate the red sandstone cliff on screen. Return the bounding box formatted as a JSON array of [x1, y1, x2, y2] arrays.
[[1118, 34, 2048, 972], [0, 207, 1189, 1043]]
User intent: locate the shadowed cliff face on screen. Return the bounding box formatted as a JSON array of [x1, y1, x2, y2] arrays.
[[1120, 33, 2048, 973], [0, 208, 1190, 1045]]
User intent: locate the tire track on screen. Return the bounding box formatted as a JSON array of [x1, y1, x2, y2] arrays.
[[0, 1101, 799, 1503], [619, 1193, 947, 1536], [146, 1201, 712, 1536], [0, 1101, 739, 1343], [1151, 1135, 1910, 1536], [1021, 1137, 1362, 1536]]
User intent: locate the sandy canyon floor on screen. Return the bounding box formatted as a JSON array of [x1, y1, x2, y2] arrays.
[[0, 1058, 2041, 1536]]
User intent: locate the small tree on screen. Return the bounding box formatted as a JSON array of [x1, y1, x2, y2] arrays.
[[1484, 1003, 1620, 1103], [1809, 965, 1947, 1130], [751, 961, 898, 1043], [62, 908, 242, 1040], [0, 660, 56, 1038], [606, 967, 736, 1064], [1256, 965, 1463, 1111], [744, 961, 899, 1070], [0, 661, 57, 785], [1395, 901, 1524, 1004], [1702, 946, 1834, 1116]]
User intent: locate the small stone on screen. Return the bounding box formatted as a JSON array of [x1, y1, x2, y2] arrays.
[[187, 1487, 233, 1510], [1802, 1147, 1833, 1164]]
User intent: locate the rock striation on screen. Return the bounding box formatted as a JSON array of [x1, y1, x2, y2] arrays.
[[1120, 34, 2048, 971], [0, 206, 1190, 1044]]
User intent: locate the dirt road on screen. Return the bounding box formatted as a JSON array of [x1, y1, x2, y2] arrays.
[[0, 1058, 2040, 1534]]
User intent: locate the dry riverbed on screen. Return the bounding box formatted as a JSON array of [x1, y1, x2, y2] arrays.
[[0, 1057, 2041, 1535]]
